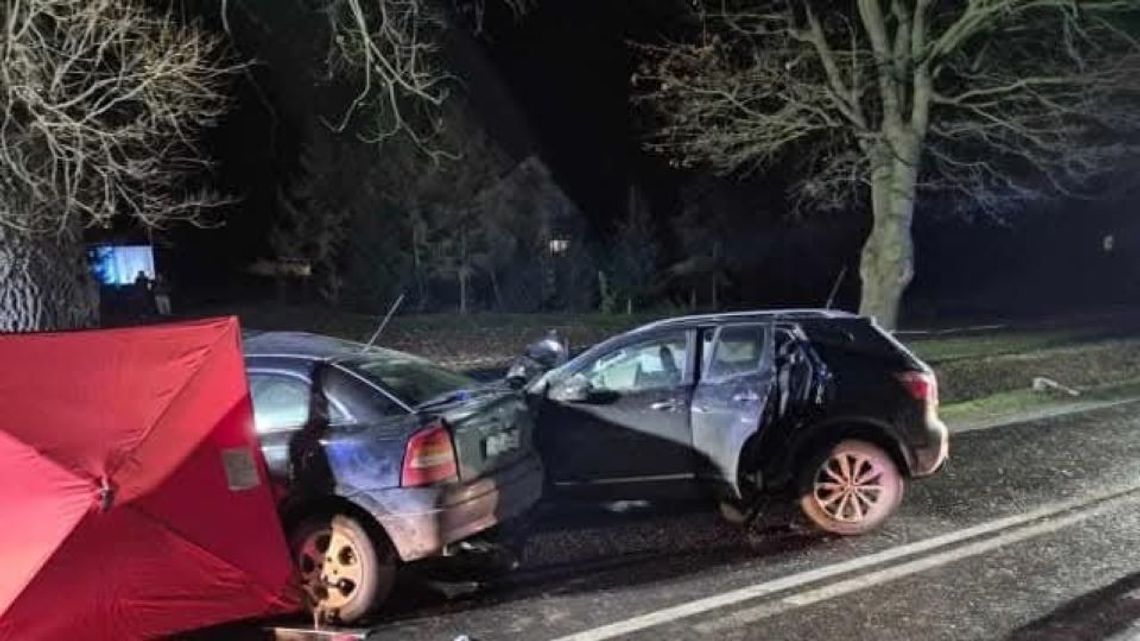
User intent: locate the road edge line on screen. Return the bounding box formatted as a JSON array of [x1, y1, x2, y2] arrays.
[[548, 484, 1140, 641], [694, 490, 1140, 633]]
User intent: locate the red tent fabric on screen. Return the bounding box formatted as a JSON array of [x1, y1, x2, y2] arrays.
[[0, 317, 299, 640]]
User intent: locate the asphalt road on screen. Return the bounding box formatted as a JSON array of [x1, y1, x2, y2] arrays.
[[289, 402, 1140, 641]]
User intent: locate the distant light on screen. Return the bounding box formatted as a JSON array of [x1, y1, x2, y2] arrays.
[[1103, 234, 1115, 252], [549, 238, 570, 255], [88, 244, 155, 286]]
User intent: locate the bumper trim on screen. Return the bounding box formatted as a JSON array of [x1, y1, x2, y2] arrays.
[[911, 416, 949, 478]]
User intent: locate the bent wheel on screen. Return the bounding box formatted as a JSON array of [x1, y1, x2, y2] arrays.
[[799, 439, 904, 536], [290, 514, 396, 624]]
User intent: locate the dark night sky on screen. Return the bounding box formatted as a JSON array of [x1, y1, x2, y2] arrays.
[[479, 0, 675, 228], [165, 0, 1140, 318]]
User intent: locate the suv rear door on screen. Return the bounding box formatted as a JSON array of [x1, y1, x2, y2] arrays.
[[690, 322, 777, 496]]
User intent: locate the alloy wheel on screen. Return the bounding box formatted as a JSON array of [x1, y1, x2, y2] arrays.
[[296, 525, 366, 612], [812, 448, 889, 523]]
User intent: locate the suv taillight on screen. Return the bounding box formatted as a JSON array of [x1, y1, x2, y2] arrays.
[[897, 370, 939, 408], [402, 422, 458, 487]]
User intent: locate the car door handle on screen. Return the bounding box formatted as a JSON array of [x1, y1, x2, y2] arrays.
[[732, 391, 760, 403], [650, 400, 678, 411]]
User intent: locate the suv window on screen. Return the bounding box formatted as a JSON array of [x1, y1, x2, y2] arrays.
[[581, 333, 687, 393], [707, 325, 768, 379]]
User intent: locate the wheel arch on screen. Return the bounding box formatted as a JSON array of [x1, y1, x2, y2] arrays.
[[790, 417, 914, 481], [741, 415, 914, 495], [279, 493, 394, 553]]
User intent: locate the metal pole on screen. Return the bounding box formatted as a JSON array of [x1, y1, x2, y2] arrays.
[[361, 292, 406, 352]]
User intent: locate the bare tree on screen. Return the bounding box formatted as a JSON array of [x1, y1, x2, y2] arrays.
[[0, 0, 235, 330], [318, 0, 530, 156], [635, 0, 1140, 328]]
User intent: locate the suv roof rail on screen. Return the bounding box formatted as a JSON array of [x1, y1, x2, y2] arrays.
[[630, 308, 861, 334]]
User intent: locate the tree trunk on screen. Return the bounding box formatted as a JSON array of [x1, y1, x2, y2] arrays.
[[489, 268, 503, 311], [858, 139, 919, 330], [458, 271, 468, 314], [0, 226, 98, 331], [711, 242, 721, 311], [412, 219, 429, 312]]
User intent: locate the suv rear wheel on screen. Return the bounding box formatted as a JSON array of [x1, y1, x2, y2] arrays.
[[291, 514, 396, 624], [799, 439, 904, 535]]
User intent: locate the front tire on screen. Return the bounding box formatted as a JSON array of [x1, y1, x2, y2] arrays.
[[290, 514, 396, 624], [798, 439, 904, 536]]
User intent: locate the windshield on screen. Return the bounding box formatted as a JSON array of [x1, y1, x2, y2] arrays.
[[351, 353, 474, 407]]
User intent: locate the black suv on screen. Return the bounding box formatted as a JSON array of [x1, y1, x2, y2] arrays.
[[520, 309, 948, 535]]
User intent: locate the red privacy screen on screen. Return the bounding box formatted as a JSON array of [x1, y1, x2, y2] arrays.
[[0, 317, 298, 640]]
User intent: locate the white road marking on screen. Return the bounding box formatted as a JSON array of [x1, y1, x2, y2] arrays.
[[695, 491, 1140, 633], [1107, 624, 1140, 641], [548, 484, 1140, 641]]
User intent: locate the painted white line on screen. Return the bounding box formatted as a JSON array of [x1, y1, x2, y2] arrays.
[[548, 485, 1140, 641], [695, 491, 1140, 633], [1106, 623, 1140, 641]]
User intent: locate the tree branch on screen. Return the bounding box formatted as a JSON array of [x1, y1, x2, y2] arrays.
[[798, 3, 869, 130], [857, 0, 902, 129], [0, 0, 238, 233]]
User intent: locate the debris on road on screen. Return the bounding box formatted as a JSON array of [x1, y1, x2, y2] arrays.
[[1033, 376, 1082, 397]]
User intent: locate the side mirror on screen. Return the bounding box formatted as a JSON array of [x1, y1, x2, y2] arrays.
[[551, 376, 622, 405], [552, 376, 592, 403], [584, 388, 621, 405]]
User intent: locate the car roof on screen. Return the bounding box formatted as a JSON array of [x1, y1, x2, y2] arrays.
[[242, 330, 413, 362], [539, 308, 863, 385], [628, 308, 860, 334]]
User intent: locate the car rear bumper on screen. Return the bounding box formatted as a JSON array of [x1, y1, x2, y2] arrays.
[[360, 453, 544, 562], [911, 414, 949, 477]]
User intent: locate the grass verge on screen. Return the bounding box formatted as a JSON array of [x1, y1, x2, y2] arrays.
[[940, 378, 1140, 430]]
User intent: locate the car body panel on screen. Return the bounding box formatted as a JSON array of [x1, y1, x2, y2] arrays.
[[535, 329, 699, 496], [342, 452, 544, 561], [425, 388, 536, 481], [690, 323, 777, 495]]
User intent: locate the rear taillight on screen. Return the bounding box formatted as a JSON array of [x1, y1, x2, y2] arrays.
[[402, 422, 458, 487], [897, 370, 939, 408]]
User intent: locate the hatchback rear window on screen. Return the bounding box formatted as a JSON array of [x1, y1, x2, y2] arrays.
[[352, 353, 475, 407]]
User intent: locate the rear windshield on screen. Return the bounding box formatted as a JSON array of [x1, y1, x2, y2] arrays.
[[350, 353, 474, 407]]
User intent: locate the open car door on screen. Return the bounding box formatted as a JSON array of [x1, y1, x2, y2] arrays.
[[536, 329, 698, 498], [690, 322, 777, 498]]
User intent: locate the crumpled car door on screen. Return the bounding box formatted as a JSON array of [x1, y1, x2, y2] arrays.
[[690, 322, 777, 498]]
